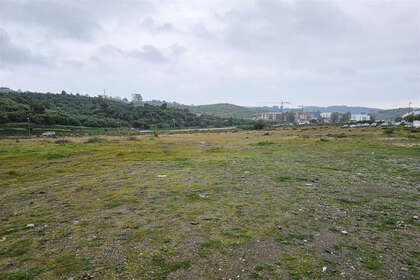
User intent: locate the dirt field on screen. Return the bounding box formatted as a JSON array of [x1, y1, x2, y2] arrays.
[[0, 126, 419, 279]]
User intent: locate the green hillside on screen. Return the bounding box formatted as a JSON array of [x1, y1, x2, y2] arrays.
[[0, 90, 250, 133], [145, 102, 272, 119], [371, 108, 416, 121], [188, 103, 269, 118]]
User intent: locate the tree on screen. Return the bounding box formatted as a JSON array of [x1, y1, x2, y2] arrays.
[[331, 112, 340, 123], [286, 112, 296, 123], [131, 93, 143, 105], [341, 112, 351, 123], [253, 120, 265, 130], [29, 101, 46, 114]]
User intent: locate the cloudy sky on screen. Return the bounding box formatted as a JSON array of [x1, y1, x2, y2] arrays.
[[0, 0, 418, 108]]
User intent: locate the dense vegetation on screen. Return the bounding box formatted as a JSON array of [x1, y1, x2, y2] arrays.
[[0, 90, 250, 130]]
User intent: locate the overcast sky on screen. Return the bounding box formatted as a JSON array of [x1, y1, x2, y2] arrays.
[[0, 0, 419, 108]]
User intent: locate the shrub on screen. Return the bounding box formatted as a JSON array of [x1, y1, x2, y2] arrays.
[[383, 128, 394, 135], [253, 120, 266, 130], [55, 139, 71, 144], [85, 137, 106, 144]]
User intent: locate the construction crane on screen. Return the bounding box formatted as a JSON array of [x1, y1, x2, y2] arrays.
[[299, 105, 304, 112], [279, 101, 291, 113], [255, 100, 291, 112]]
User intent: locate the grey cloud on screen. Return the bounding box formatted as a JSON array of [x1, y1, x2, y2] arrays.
[[223, 0, 356, 51], [0, 28, 47, 67], [140, 17, 175, 33], [97, 44, 169, 64], [0, 0, 100, 41]]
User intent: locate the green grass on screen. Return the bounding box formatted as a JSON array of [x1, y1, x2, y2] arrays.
[[0, 126, 418, 279]]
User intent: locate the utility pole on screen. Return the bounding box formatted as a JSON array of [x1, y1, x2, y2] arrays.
[[280, 101, 291, 113], [27, 116, 31, 138], [299, 105, 304, 112]]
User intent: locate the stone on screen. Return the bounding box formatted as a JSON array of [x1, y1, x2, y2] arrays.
[[341, 230, 348, 235], [25, 224, 35, 229], [190, 221, 199, 225], [322, 266, 327, 272], [157, 175, 167, 178]]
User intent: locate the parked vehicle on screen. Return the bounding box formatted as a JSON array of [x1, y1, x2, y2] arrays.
[[42, 131, 56, 137], [371, 122, 377, 127]]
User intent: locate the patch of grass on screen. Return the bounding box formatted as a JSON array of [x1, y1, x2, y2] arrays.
[[0, 239, 32, 257], [203, 147, 225, 153], [104, 200, 122, 209], [251, 141, 276, 147], [1, 267, 43, 280], [273, 175, 292, 182], [280, 252, 318, 280], [52, 254, 88, 275], [360, 251, 382, 273]]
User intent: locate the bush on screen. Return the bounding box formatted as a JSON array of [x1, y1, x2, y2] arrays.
[[253, 120, 266, 130], [383, 128, 394, 135], [85, 137, 106, 144], [55, 139, 71, 144]]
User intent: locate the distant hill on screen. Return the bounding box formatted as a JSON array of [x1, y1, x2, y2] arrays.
[[0, 90, 250, 130], [303, 105, 380, 114], [145, 101, 383, 119], [144, 101, 272, 119], [371, 108, 418, 121]]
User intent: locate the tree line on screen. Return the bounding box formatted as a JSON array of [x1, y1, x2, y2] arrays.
[[0, 90, 251, 129]]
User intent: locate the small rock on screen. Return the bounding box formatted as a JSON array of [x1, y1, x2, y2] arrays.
[[305, 183, 313, 186], [277, 226, 282, 230], [341, 230, 348, 235], [26, 224, 35, 229], [322, 266, 327, 272], [190, 221, 199, 225], [198, 194, 208, 198], [413, 215, 419, 220], [0, 237, 6, 242], [157, 175, 167, 178]]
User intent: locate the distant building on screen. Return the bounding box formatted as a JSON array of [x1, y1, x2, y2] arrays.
[[350, 114, 371, 122], [0, 87, 11, 93], [414, 121, 420, 128], [258, 111, 320, 123], [320, 112, 332, 119], [259, 112, 285, 121]]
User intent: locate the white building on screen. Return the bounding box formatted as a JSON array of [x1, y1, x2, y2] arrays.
[[320, 112, 332, 119], [350, 114, 371, 122]]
